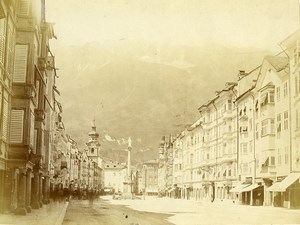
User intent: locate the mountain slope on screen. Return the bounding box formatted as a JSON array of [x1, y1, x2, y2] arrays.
[[53, 41, 273, 164]]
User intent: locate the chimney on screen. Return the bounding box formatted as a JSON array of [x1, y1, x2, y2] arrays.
[[238, 70, 246, 80]]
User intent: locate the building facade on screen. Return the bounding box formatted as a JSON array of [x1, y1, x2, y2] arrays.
[[163, 29, 300, 209], [0, 0, 58, 215], [140, 160, 159, 196]]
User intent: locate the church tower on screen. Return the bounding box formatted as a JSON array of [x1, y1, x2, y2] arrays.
[[86, 120, 101, 158]]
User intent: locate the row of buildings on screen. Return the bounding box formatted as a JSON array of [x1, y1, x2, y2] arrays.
[[0, 0, 62, 214], [158, 30, 300, 209], [0, 0, 107, 215]]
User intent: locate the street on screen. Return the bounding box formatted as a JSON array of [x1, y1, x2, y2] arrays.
[[66, 196, 300, 225], [62, 198, 173, 225]]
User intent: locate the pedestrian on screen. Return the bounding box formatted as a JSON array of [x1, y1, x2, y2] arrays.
[[53, 186, 58, 202], [88, 189, 94, 205], [64, 187, 69, 202], [58, 186, 64, 202]]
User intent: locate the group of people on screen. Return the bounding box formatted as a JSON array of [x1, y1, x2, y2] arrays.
[[51, 184, 100, 203]]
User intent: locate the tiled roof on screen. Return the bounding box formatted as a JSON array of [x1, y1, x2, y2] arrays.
[[265, 56, 289, 72]]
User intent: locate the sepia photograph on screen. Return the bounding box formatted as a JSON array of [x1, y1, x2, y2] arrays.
[[0, 0, 300, 224]]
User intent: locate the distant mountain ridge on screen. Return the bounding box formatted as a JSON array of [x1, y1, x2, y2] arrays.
[[53, 40, 274, 164]]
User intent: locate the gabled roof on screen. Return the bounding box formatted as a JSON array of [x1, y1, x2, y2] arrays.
[[280, 29, 300, 48], [264, 56, 289, 72]]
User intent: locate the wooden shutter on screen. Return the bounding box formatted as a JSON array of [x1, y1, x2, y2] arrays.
[[18, 0, 30, 17], [6, 19, 14, 76], [30, 111, 35, 146], [33, 129, 37, 154], [0, 19, 5, 64], [13, 44, 28, 83], [10, 109, 24, 143], [2, 99, 8, 140], [0, 2, 6, 19]]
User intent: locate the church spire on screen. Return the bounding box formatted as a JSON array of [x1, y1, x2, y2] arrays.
[[88, 119, 99, 140]]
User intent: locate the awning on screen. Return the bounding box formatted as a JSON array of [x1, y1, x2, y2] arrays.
[[230, 184, 250, 193], [168, 187, 175, 193], [267, 182, 282, 192], [261, 157, 269, 167], [268, 173, 300, 192], [240, 183, 260, 192]]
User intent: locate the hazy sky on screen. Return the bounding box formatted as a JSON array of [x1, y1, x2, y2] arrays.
[[46, 0, 299, 51]]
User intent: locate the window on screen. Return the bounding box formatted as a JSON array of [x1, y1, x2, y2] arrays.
[[18, 0, 30, 16], [270, 119, 275, 134], [297, 72, 300, 95], [255, 123, 259, 139], [277, 113, 281, 133], [5, 19, 14, 76], [276, 86, 281, 102], [30, 111, 35, 146], [296, 109, 299, 130], [285, 146, 289, 164], [10, 109, 25, 143], [240, 126, 248, 133], [0, 18, 6, 65], [260, 93, 268, 107], [296, 75, 299, 95], [13, 44, 28, 83], [269, 91, 274, 103], [2, 92, 9, 140], [284, 111, 289, 130], [240, 143, 247, 154], [270, 156, 275, 166], [261, 120, 268, 136], [284, 82, 288, 98], [294, 48, 298, 65], [242, 163, 248, 175], [278, 148, 281, 165], [91, 148, 94, 154], [249, 141, 253, 153], [228, 100, 232, 110]]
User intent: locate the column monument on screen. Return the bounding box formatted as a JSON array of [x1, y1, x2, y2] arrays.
[[123, 137, 133, 199]]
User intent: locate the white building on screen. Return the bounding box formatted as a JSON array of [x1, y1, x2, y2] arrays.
[[103, 161, 126, 193]]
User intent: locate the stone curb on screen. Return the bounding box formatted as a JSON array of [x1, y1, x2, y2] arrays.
[[54, 202, 69, 225]]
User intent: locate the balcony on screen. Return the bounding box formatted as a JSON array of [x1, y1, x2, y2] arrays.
[[223, 110, 233, 120], [219, 153, 237, 164], [202, 120, 214, 130]]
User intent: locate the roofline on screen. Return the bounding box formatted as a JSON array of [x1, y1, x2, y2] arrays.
[[198, 95, 220, 111], [235, 86, 255, 102], [279, 29, 300, 47]]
